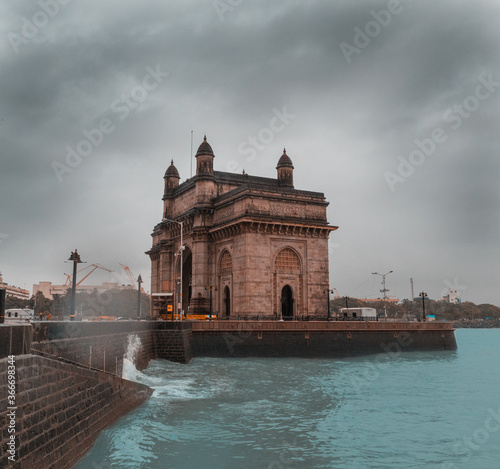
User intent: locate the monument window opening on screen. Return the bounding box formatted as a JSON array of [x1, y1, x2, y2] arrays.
[[275, 247, 300, 271], [220, 250, 232, 274], [281, 285, 294, 319]]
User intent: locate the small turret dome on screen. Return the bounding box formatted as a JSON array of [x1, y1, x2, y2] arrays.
[[165, 159, 180, 179], [196, 135, 214, 157], [164, 159, 180, 194], [195, 135, 215, 176], [277, 148, 294, 168], [276, 148, 294, 188]]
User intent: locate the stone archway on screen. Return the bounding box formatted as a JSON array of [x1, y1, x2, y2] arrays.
[[224, 286, 231, 318], [274, 247, 302, 317], [181, 249, 192, 314], [281, 285, 294, 319], [219, 250, 232, 318]]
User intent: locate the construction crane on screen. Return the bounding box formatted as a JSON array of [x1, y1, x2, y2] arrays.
[[64, 266, 93, 286], [119, 264, 137, 288], [333, 288, 340, 299], [64, 264, 113, 286]]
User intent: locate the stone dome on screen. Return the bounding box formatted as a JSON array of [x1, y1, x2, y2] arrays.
[[195, 135, 214, 157], [276, 148, 294, 168], [164, 159, 180, 178]]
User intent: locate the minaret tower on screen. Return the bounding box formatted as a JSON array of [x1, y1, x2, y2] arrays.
[[163, 159, 180, 218], [194, 135, 216, 206], [276, 148, 294, 187], [164, 159, 180, 193], [196, 135, 215, 175]]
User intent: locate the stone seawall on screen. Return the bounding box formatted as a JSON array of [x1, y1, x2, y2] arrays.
[[155, 321, 193, 364], [0, 324, 32, 357], [31, 330, 155, 374], [29, 320, 457, 364], [191, 321, 457, 357], [31, 321, 191, 370], [0, 354, 152, 469]]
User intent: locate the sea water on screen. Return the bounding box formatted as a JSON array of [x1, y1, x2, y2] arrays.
[[75, 329, 500, 468]]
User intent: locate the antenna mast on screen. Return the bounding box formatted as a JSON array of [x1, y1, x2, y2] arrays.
[[190, 130, 193, 178]]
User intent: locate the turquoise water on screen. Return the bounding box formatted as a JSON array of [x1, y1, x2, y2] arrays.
[[75, 330, 500, 468]]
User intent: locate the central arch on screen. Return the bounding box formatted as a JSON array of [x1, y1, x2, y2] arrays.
[[219, 250, 232, 318], [274, 247, 302, 317], [281, 285, 294, 319], [181, 249, 192, 314], [224, 286, 231, 318]]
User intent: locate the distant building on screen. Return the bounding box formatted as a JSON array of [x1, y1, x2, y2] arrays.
[[147, 137, 337, 319], [441, 289, 461, 304], [0, 275, 30, 300], [33, 281, 134, 300]]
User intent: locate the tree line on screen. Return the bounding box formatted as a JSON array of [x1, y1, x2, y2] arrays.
[[330, 297, 500, 321], [6, 289, 150, 320]]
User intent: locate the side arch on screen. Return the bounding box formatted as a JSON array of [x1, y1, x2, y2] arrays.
[[219, 249, 233, 318], [273, 246, 303, 318]]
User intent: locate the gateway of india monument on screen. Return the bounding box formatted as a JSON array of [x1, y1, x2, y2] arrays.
[[147, 137, 337, 319]]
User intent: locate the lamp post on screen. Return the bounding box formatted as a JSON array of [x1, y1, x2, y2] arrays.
[[324, 289, 333, 320], [205, 285, 217, 319], [68, 249, 83, 321], [419, 291, 427, 321], [0, 288, 5, 324], [137, 274, 143, 320], [372, 270, 393, 318], [163, 218, 184, 320]]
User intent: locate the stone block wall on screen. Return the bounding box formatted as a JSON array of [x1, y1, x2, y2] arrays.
[[30, 321, 193, 369], [155, 321, 193, 363], [0, 325, 32, 358], [191, 321, 457, 358], [0, 354, 152, 469], [31, 330, 156, 374]]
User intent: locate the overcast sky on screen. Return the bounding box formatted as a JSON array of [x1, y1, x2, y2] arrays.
[[1, 0, 499, 306]]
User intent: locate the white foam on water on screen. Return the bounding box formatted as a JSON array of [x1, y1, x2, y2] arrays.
[[121, 333, 145, 381], [124, 333, 142, 363], [151, 378, 198, 400], [122, 357, 148, 382]]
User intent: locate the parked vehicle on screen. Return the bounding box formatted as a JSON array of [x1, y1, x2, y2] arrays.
[[5, 308, 35, 322], [337, 307, 377, 321]]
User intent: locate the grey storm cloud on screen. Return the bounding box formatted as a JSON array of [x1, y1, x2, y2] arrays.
[[1, 0, 499, 305]]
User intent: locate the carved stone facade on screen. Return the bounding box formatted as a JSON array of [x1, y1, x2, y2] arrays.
[[146, 137, 337, 319]]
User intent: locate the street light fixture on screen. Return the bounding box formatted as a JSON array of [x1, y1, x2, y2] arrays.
[[205, 285, 217, 319], [163, 218, 184, 320], [419, 291, 428, 321], [372, 270, 393, 318], [324, 289, 334, 320], [137, 274, 143, 320], [68, 249, 84, 321]]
